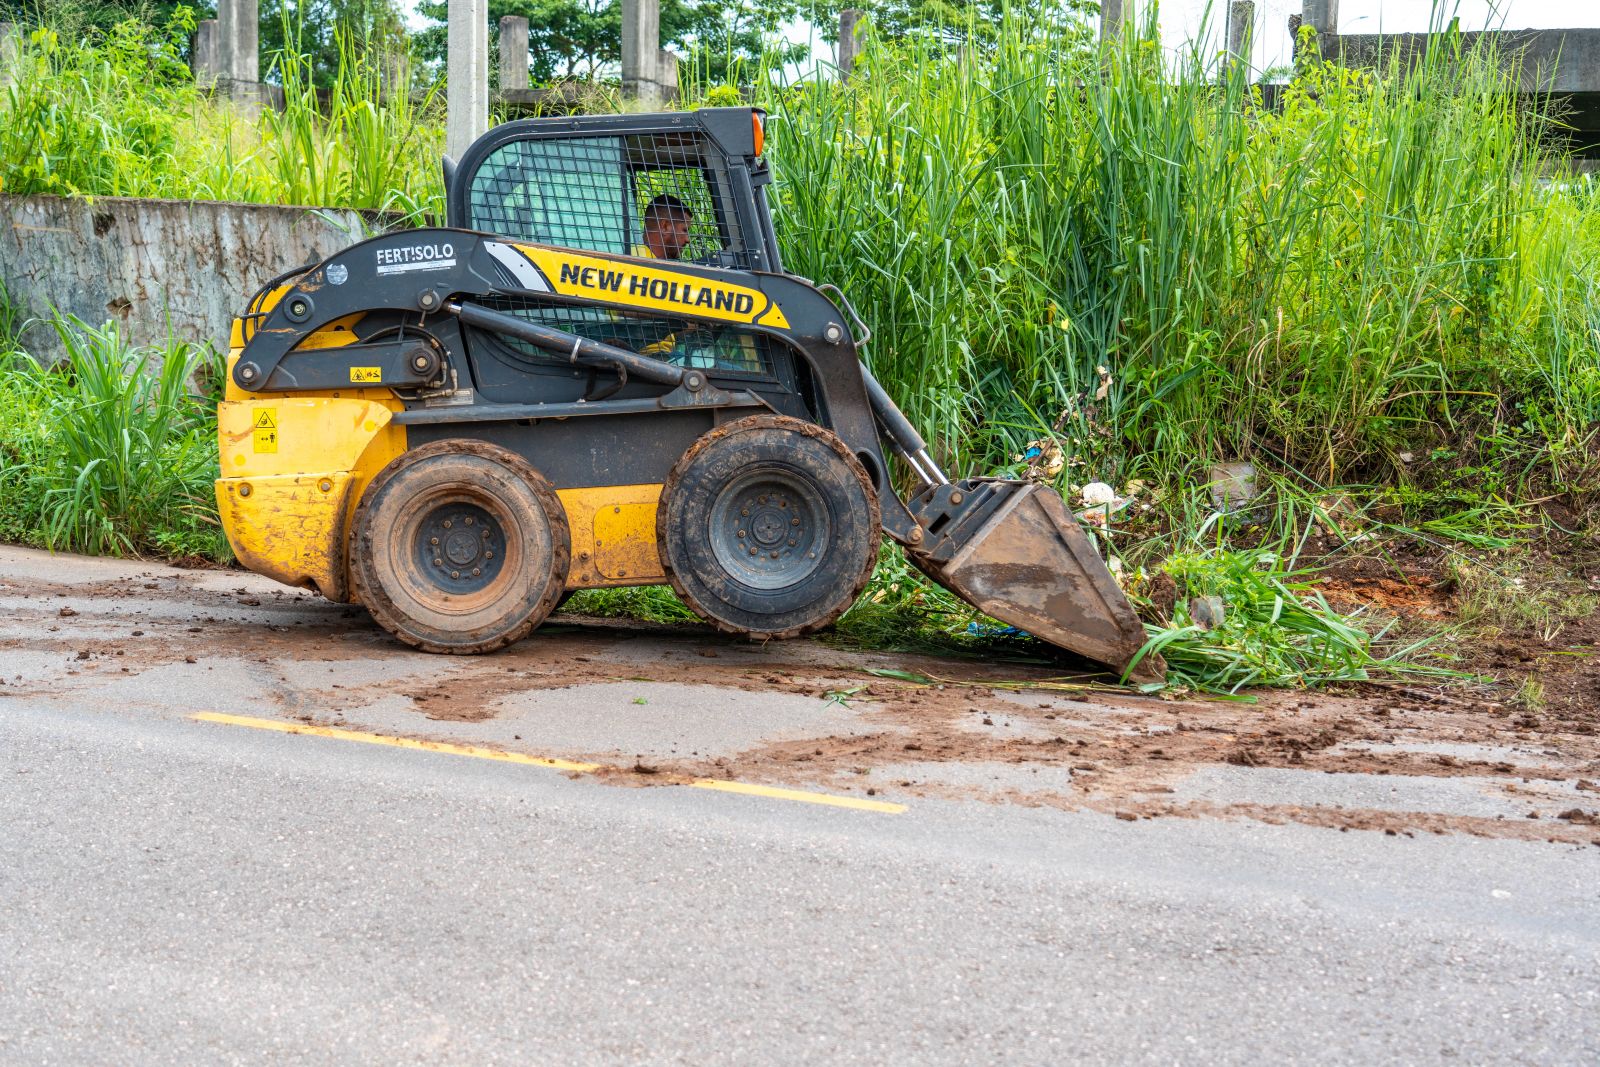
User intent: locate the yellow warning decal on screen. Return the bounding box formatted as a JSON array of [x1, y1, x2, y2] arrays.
[[349, 366, 382, 384], [511, 243, 790, 330], [252, 407, 278, 453]]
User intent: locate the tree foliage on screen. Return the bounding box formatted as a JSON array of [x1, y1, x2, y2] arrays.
[[412, 0, 808, 87], [260, 0, 408, 87]]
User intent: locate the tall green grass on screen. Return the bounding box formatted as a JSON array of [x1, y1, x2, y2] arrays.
[[0, 15, 444, 218], [740, 12, 1600, 532], [0, 310, 227, 559]]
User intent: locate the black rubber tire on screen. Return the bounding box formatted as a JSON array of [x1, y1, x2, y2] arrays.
[[350, 439, 571, 653], [658, 415, 880, 639]]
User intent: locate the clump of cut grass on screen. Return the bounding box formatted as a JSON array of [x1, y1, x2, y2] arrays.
[[0, 311, 228, 560], [1131, 547, 1448, 694], [559, 585, 699, 625]]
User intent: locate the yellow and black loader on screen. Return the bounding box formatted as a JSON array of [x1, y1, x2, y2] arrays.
[[217, 107, 1163, 683]]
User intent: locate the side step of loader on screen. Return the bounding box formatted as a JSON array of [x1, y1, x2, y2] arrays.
[[907, 480, 1164, 684]]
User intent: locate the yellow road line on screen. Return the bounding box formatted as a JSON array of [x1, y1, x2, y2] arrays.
[[192, 712, 906, 814], [688, 777, 906, 813], [192, 712, 602, 772]]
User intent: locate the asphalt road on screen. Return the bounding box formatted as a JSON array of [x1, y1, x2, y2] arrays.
[[2, 547, 1597, 1064]]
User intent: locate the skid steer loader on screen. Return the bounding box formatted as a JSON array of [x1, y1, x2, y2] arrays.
[[216, 108, 1163, 683]]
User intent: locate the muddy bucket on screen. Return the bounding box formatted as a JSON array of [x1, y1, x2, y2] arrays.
[[907, 479, 1164, 684]]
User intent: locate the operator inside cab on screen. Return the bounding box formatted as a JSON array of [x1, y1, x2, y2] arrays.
[[630, 194, 691, 357], [624, 193, 760, 372], [633, 194, 693, 261]]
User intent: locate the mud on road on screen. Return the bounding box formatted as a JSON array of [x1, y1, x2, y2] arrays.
[[3, 546, 1598, 847]]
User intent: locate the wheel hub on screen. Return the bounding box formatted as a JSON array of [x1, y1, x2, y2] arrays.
[[750, 507, 787, 546], [416, 502, 503, 592], [709, 470, 829, 591]]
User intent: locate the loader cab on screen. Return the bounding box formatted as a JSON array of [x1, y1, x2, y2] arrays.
[[444, 108, 799, 394], [446, 108, 782, 273]]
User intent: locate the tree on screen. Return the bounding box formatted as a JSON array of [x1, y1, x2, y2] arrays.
[[259, 0, 408, 87], [811, 0, 1095, 49], [412, 0, 808, 88]]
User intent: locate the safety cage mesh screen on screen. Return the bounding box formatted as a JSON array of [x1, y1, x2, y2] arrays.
[[476, 295, 780, 379], [465, 133, 745, 268]]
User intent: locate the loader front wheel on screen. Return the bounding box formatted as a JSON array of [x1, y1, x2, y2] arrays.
[[351, 440, 570, 654], [659, 415, 880, 639]]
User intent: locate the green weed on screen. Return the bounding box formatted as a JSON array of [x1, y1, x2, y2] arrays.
[[1133, 547, 1455, 693], [559, 584, 699, 625], [0, 311, 228, 560]]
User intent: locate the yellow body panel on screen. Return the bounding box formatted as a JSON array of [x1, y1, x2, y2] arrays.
[[557, 484, 666, 588], [217, 345, 408, 602], [216, 473, 357, 600], [220, 318, 677, 602]]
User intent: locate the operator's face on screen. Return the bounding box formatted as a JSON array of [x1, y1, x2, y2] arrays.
[[646, 210, 692, 259]]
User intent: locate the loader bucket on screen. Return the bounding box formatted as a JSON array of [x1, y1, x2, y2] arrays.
[[906, 480, 1164, 684]]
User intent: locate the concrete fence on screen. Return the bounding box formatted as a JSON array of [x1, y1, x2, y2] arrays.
[[1, 195, 399, 360]]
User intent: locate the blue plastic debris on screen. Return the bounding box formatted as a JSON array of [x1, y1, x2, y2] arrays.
[[966, 622, 1031, 639]]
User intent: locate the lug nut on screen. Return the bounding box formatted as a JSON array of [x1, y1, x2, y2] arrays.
[[737, 529, 746, 538], [472, 567, 481, 576], [434, 558, 442, 567], [464, 516, 474, 526], [430, 537, 439, 545], [769, 551, 779, 559], [484, 551, 493, 560], [443, 519, 452, 529], [450, 570, 460, 579], [790, 517, 800, 526]]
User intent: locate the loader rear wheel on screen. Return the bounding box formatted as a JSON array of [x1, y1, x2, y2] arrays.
[[659, 415, 880, 639], [351, 440, 570, 654]]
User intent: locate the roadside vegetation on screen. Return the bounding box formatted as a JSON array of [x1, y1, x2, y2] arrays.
[[0, 300, 228, 561], [1, 5, 1596, 694]]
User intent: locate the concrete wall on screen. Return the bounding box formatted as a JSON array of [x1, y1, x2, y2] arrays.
[[1336, 28, 1600, 95], [0, 195, 395, 360]]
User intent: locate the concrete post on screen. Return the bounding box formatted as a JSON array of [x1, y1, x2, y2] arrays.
[[498, 15, 528, 92], [656, 48, 678, 101], [217, 0, 259, 100], [1101, 0, 1123, 44], [621, 0, 660, 103], [1301, 0, 1339, 58], [838, 8, 861, 79], [1226, 1, 1254, 79], [192, 19, 219, 84], [448, 0, 489, 159]]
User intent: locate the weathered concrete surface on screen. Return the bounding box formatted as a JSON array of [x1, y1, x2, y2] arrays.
[[0, 194, 394, 359], [1336, 28, 1600, 96], [1332, 28, 1600, 155], [446, 0, 488, 160]]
